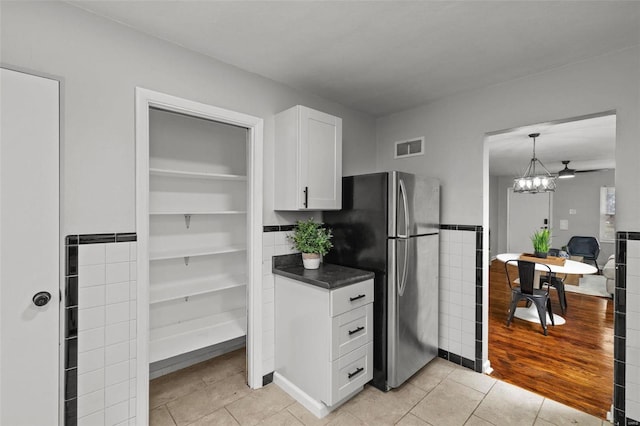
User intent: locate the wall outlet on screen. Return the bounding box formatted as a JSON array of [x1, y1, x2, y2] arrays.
[[569, 209, 577, 215], [559, 219, 569, 230]]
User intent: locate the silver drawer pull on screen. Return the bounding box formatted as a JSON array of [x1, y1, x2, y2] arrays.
[[348, 326, 365, 336], [348, 367, 364, 379], [349, 294, 366, 302]]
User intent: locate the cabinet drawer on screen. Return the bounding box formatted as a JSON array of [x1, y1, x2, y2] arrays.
[[330, 279, 373, 317], [331, 303, 373, 360], [328, 342, 373, 406]]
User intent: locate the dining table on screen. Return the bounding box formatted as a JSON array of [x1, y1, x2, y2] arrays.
[[496, 253, 599, 326]]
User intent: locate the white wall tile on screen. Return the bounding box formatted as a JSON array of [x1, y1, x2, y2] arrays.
[[105, 400, 129, 426], [129, 340, 136, 358], [262, 261, 272, 276], [105, 380, 129, 408], [105, 341, 129, 366], [79, 244, 106, 266], [78, 347, 105, 374], [78, 368, 105, 396], [262, 245, 274, 261], [106, 322, 129, 346], [629, 240, 640, 259], [262, 232, 275, 247], [79, 306, 105, 331], [106, 243, 130, 264], [129, 281, 137, 301], [106, 302, 130, 325], [79, 285, 106, 309], [79, 264, 106, 287], [627, 401, 640, 423], [129, 300, 136, 319], [78, 409, 105, 426], [129, 379, 136, 398], [78, 327, 105, 353], [129, 320, 137, 340], [76, 241, 137, 426], [262, 301, 274, 330], [78, 389, 105, 418], [262, 287, 274, 304], [129, 397, 136, 418], [129, 262, 137, 281], [262, 273, 275, 290], [106, 282, 130, 305], [105, 361, 130, 387], [106, 262, 130, 284], [129, 358, 137, 379]]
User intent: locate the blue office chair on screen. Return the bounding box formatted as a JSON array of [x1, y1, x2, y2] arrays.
[[566, 236, 600, 271]]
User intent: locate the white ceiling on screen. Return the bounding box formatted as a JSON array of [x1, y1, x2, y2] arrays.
[[67, 1, 640, 118], [65, 1, 635, 172]]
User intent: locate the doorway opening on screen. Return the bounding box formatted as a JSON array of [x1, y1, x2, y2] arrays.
[[135, 88, 263, 425], [484, 111, 616, 419]]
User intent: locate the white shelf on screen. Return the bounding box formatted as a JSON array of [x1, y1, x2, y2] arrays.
[[149, 211, 246, 215], [150, 274, 246, 304], [149, 308, 246, 363], [150, 167, 246, 181], [149, 245, 246, 261]]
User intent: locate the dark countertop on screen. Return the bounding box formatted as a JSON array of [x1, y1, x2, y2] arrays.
[[272, 254, 374, 290]]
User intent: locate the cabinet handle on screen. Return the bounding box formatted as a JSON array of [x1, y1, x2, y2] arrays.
[[348, 367, 364, 379], [348, 326, 365, 336], [303, 186, 308, 208], [350, 294, 365, 302]]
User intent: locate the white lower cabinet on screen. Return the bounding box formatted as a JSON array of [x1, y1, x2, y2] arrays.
[[274, 275, 374, 418]]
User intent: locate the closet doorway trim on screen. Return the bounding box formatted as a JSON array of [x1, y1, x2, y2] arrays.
[[135, 88, 264, 425]]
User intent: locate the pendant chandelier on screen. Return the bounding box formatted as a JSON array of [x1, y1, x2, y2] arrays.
[[512, 133, 556, 193]]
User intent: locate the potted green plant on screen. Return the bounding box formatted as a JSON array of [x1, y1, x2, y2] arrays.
[[288, 218, 333, 269], [531, 228, 551, 258]]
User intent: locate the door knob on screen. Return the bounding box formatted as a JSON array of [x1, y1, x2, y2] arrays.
[[32, 291, 51, 307]]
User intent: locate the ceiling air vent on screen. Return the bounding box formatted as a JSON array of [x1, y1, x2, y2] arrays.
[[394, 137, 424, 159]]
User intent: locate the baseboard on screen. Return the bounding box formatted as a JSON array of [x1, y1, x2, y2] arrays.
[[149, 337, 246, 379], [273, 372, 331, 418], [482, 359, 493, 375]]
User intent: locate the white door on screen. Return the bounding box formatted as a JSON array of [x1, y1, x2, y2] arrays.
[[507, 188, 552, 254], [1, 68, 60, 425]]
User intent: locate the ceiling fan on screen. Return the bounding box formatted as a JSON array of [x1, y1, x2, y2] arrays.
[[557, 160, 611, 179]]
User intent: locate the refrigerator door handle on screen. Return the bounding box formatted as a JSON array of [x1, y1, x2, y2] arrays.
[[398, 238, 409, 296], [398, 178, 410, 238]]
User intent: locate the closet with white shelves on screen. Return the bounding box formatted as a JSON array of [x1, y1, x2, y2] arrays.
[[147, 107, 248, 364]]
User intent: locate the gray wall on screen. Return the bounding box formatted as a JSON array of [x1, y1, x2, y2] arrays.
[[375, 46, 640, 232], [0, 2, 377, 235], [491, 171, 615, 266]]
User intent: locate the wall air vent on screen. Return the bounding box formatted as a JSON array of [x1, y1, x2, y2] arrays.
[[394, 137, 424, 159]]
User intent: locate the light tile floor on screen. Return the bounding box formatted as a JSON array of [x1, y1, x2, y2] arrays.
[[150, 349, 610, 426]]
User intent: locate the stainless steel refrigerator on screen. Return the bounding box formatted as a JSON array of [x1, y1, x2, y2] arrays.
[[323, 171, 439, 390]]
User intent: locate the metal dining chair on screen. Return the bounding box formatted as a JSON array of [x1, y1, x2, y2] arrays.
[[505, 259, 555, 335]]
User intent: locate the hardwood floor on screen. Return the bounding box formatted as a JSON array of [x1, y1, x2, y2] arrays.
[[488, 260, 614, 419]]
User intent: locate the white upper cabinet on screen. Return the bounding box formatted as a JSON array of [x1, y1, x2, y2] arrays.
[[274, 105, 342, 210]]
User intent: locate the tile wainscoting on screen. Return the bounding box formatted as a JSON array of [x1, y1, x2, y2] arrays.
[[65, 234, 138, 426], [438, 225, 484, 373], [614, 232, 640, 426], [262, 225, 298, 382], [261, 224, 484, 384]]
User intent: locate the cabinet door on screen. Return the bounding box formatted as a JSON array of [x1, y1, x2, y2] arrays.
[[299, 107, 342, 210]]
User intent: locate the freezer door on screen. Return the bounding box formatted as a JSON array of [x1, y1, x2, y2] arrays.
[[390, 172, 440, 237], [387, 234, 439, 388]]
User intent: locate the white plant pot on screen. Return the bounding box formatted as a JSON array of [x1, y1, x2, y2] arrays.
[[302, 253, 321, 269]]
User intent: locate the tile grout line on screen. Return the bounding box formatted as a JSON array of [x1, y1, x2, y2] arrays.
[[465, 379, 498, 426]]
